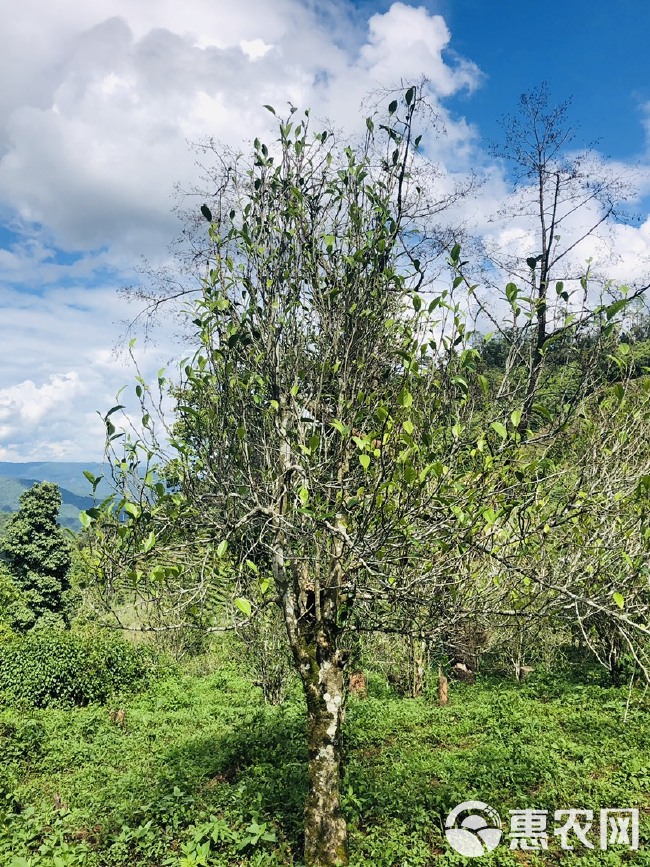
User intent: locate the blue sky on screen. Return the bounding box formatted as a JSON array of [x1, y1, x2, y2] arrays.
[[1, 0, 649, 461], [443, 0, 650, 162], [343, 0, 650, 161]]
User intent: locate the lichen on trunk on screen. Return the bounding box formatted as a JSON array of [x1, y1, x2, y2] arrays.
[[303, 655, 348, 866], [280, 575, 349, 866]]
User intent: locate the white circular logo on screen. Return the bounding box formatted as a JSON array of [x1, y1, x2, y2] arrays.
[[445, 800, 503, 857]]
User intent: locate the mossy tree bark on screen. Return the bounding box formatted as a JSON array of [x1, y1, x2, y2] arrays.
[[282, 575, 349, 866], [303, 654, 348, 866]]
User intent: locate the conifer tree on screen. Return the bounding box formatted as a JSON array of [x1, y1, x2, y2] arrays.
[[2, 482, 72, 630]]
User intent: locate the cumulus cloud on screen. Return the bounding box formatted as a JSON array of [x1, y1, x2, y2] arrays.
[[0, 0, 489, 460], [358, 4, 481, 96], [0, 281, 183, 459], [1, 0, 649, 461], [0, 372, 82, 427], [0, 372, 88, 460], [0, 1, 483, 258]]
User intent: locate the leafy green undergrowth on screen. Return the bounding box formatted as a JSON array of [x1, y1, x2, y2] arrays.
[[1, 664, 649, 866], [0, 630, 167, 709]]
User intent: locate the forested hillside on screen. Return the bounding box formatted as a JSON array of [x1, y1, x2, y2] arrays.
[[0, 475, 94, 531]]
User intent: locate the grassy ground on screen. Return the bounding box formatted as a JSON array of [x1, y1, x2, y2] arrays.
[[1, 656, 649, 866]]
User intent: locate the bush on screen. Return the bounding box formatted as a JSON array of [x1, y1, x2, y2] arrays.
[[0, 629, 160, 707]]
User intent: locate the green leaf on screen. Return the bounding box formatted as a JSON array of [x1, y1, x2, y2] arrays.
[[526, 256, 538, 269], [388, 99, 398, 114], [405, 86, 415, 106], [613, 592, 625, 610], [366, 116, 374, 133], [216, 540, 228, 558], [402, 419, 414, 435], [359, 454, 371, 471], [532, 402, 552, 421], [510, 409, 522, 429], [397, 389, 413, 408], [235, 597, 252, 617], [299, 486, 309, 506], [263, 104, 276, 115], [200, 204, 213, 222], [606, 299, 628, 320], [79, 511, 91, 529], [323, 234, 336, 249], [124, 502, 141, 519], [491, 421, 508, 440], [403, 463, 417, 484], [143, 531, 156, 553], [450, 243, 461, 263]]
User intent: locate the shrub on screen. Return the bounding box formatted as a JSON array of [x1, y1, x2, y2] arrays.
[[0, 629, 160, 707]]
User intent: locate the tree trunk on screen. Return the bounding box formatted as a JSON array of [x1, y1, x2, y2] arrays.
[[302, 657, 348, 867], [280, 579, 349, 867]]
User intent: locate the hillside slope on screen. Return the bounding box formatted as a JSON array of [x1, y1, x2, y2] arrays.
[[0, 462, 107, 497], [0, 462, 109, 530]]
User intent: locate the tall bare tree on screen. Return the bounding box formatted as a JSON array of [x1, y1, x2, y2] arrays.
[[477, 83, 649, 432]]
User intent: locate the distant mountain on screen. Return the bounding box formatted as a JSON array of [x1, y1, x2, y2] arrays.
[[0, 462, 109, 497], [0, 462, 112, 531]]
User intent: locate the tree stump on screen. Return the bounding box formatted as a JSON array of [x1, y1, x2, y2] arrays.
[[437, 665, 448, 706]]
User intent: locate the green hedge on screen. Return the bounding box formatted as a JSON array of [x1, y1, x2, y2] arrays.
[[0, 630, 160, 708]]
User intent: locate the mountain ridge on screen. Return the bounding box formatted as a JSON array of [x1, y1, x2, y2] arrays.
[[0, 462, 111, 530]]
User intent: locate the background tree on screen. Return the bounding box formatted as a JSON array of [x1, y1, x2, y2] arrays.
[[1, 482, 73, 631], [477, 83, 649, 432]]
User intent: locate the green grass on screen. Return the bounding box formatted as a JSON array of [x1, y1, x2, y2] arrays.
[[1, 660, 649, 866]]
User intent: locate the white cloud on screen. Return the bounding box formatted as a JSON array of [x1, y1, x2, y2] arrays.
[[358, 3, 481, 96], [240, 38, 273, 60], [0, 281, 184, 460], [0, 1, 483, 258], [1, 0, 649, 462], [0, 0, 489, 460], [0, 372, 82, 428]]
